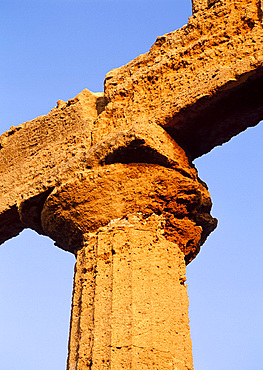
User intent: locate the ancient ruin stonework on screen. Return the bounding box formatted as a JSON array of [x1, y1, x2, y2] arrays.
[[66, 214, 193, 369], [0, 0, 262, 368]]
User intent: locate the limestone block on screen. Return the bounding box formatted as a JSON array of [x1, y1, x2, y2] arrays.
[[1, 0, 261, 259], [67, 214, 193, 370], [0, 1, 261, 368], [40, 163, 217, 263], [103, 0, 263, 158], [1, 0, 262, 250], [0, 89, 105, 244]]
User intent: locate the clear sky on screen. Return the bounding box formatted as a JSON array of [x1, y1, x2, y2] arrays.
[[0, 1, 262, 369]]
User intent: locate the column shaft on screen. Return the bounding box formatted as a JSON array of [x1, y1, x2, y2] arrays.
[[67, 214, 193, 370]]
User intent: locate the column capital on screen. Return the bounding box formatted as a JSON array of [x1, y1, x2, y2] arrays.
[[41, 162, 216, 264]]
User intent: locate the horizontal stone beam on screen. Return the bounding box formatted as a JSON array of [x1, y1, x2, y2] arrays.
[[0, 88, 193, 245], [0, 0, 262, 251], [0, 90, 104, 244], [102, 0, 263, 159]]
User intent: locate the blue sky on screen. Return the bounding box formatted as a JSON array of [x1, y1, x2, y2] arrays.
[[0, 1, 262, 369]]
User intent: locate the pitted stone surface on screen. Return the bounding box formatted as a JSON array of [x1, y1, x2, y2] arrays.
[[67, 214, 194, 370], [1, 0, 262, 250], [102, 0, 263, 158], [0, 1, 262, 368], [41, 163, 216, 263]]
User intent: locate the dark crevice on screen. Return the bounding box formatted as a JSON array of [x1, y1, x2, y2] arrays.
[[6, 126, 22, 137], [257, 0, 263, 23], [101, 141, 193, 179], [96, 95, 108, 116], [18, 187, 55, 235], [0, 206, 24, 245], [103, 143, 172, 167], [207, 0, 220, 9]]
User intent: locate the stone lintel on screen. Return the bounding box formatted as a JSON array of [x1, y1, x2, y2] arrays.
[[103, 0, 263, 159], [0, 92, 192, 247], [1, 0, 261, 250]]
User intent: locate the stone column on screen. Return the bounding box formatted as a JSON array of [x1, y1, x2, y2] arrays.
[[41, 162, 216, 370], [67, 214, 192, 370]]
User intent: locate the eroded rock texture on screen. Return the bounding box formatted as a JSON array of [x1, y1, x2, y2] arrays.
[[102, 0, 263, 159], [0, 88, 217, 262], [1, 0, 262, 252], [37, 156, 215, 368], [0, 0, 262, 368], [40, 162, 216, 263], [66, 214, 193, 370]]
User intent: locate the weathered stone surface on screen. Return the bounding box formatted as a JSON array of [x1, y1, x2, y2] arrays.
[[192, 0, 223, 13], [102, 0, 263, 159], [0, 0, 261, 368], [0, 89, 104, 243], [66, 214, 194, 370], [40, 163, 216, 263], [0, 90, 198, 247], [0, 91, 217, 261], [1, 0, 262, 252], [37, 156, 215, 368]]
